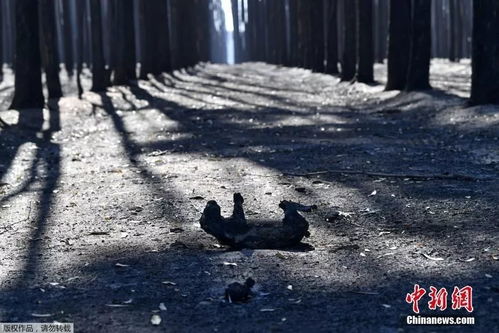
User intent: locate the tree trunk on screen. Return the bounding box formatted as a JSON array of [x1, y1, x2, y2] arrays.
[[139, 0, 155, 78], [75, 0, 84, 97], [39, 0, 63, 99], [90, 0, 106, 91], [61, 0, 74, 75], [10, 0, 44, 109], [356, 0, 374, 82], [0, 1, 4, 80], [385, 0, 411, 90], [231, 0, 242, 63], [310, 0, 325, 72], [469, 0, 499, 105], [157, 0, 171, 73], [448, 0, 457, 62], [326, 0, 339, 74], [113, 0, 136, 84], [341, 0, 357, 81], [405, 0, 431, 91]]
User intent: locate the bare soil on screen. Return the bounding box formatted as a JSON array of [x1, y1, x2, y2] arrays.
[[0, 61, 498, 332]]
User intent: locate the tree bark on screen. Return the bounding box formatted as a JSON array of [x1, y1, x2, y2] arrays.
[[61, 0, 74, 75], [356, 0, 374, 82], [469, 0, 499, 105], [341, 0, 357, 81], [405, 0, 431, 91], [10, 0, 44, 109], [310, 0, 325, 72], [325, 0, 339, 74], [113, 0, 136, 84], [157, 0, 171, 73], [385, 0, 411, 90], [90, 0, 107, 91], [39, 0, 63, 99]]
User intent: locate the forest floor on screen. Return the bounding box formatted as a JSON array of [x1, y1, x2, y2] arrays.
[[0, 60, 498, 332]]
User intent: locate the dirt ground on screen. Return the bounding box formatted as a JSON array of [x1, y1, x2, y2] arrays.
[[0, 61, 498, 332]]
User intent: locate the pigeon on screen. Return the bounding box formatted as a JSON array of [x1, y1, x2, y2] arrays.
[[225, 278, 255, 303], [200, 193, 315, 249]]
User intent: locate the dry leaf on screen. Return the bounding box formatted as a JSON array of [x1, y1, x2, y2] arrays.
[[222, 262, 237, 267], [159, 303, 167, 311], [162, 281, 177, 286], [369, 190, 377, 196], [31, 313, 53, 318], [422, 253, 444, 261], [260, 308, 276, 312], [115, 263, 130, 267]]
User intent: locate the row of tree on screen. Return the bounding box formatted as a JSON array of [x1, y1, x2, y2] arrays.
[[4, 0, 499, 111], [8, 0, 213, 110]]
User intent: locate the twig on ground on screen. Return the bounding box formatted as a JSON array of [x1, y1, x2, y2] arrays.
[[283, 169, 490, 181]]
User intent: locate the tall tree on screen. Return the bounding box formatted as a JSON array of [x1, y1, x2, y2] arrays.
[[90, 0, 107, 91], [356, 0, 374, 83], [385, 0, 411, 90], [156, 0, 171, 73], [10, 0, 44, 109], [310, 0, 325, 72], [61, 0, 74, 75], [0, 2, 3, 81], [139, 0, 155, 78], [39, 0, 63, 99], [113, 0, 136, 84], [325, 0, 339, 74], [469, 0, 499, 105], [405, 0, 431, 91], [341, 0, 357, 81]]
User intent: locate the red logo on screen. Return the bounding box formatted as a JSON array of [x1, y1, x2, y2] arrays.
[[406, 285, 473, 313], [451, 286, 474, 313]]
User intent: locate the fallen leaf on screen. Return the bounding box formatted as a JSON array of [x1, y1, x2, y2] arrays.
[[260, 308, 276, 312], [381, 304, 391, 308], [485, 274, 493, 278], [463, 258, 476, 262], [159, 303, 167, 311], [369, 190, 377, 196], [378, 231, 391, 236], [493, 255, 499, 261], [189, 196, 204, 200], [295, 187, 306, 193], [115, 263, 130, 267], [287, 285, 293, 291], [170, 228, 184, 233], [422, 253, 444, 261], [150, 314, 162, 326], [222, 262, 237, 267], [31, 313, 53, 318], [105, 304, 130, 308], [162, 281, 177, 286]]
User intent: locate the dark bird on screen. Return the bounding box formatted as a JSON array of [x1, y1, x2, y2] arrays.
[[225, 278, 255, 303], [199, 193, 316, 249]]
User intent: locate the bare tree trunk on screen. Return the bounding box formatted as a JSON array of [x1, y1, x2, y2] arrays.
[[405, 0, 431, 91], [341, 0, 357, 81], [326, 0, 339, 74], [113, 0, 136, 84], [356, 0, 374, 82], [39, 0, 63, 99], [10, 0, 44, 109], [469, 0, 499, 105], [90, 0, 106, 91], [385, 0, 411, 90], [61, 0, 74, 75], [75, 0, 84, 97], [310, 0, 325, 72]]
